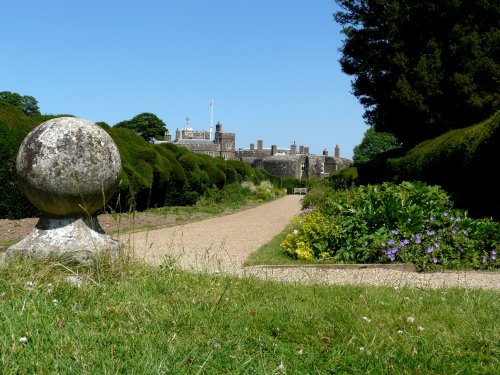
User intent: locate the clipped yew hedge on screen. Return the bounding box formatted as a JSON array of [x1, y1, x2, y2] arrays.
[[356, 111, 500, 218], [0, 105, 40, 218], [0, 105, 273, 218]]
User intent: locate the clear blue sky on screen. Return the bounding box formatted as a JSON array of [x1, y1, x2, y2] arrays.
[[1, 0, 366, 158]]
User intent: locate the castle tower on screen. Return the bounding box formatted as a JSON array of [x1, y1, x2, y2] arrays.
[[323, 148, 328, 156], [214, 121, 222, 144], [214, 121, 235, 160], [290, 142, 297, 156], [271, 145, 277, 156], [175, 128, 181, 142], [335, 144, 340, 158], [257, 140, 263, 152]]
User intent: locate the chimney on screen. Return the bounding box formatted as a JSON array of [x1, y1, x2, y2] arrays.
[[271, 145, 277, 156], [322, 148, 328, 156], [290, 142, 297, 156], [335, 144, 340, 158], [257, 140, 263, 151]]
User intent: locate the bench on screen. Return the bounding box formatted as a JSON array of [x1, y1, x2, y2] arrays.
[[293, 188, 308, 195]]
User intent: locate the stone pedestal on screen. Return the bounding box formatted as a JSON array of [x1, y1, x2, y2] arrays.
[[6, 216, 120, 263]]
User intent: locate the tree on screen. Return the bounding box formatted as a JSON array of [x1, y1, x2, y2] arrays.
[[0, 91, 41, 116], [353, 128, 400, 164], [114, 112, 167, 142], [334, 0, 500, 148]]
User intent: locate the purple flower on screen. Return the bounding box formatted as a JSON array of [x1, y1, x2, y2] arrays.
[[364, 241, 368, 246], [415, 238, 421, 244], [388, 239, 395, 246], [482, 255, 488, 264], [444, 211, 449, 217], [403, 239, 410, 245], [452, 227, 458, 234], [456, 217, 462, 222], [426, 230, 436, 236], [416, 233, 422, 239], [391, 229, 399, 235], [463, 230, 468, 235], [381, 242, 386, 247], [429, 215, 434, 221], [434, 242, 440, 248], [458, 245, 463, 252], [426, 246, 434, 254], [492, 250, 497, 261], [388, 254, 396, 262], [432, 258, 438, 264], [450, 215, 455, 221]]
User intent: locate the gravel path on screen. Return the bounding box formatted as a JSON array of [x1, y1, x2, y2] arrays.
[[122, 195, 500, 290], [123, 195, 303, 271]]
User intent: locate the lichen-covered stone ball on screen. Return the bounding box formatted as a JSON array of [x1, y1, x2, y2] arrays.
[[16, 117, 122, 216]]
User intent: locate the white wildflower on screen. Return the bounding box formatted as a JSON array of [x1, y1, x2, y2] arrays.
[[417, 326, 424, 332], [19, 337, 28, 344], [359, 347, 365, 352], [52, 299, 59, 305], [407, 316, 415, 324], [397, 330, 404, 334], [66, 275, 83, 288], [275, 361, 285, 373], [362, 316, 371, 323]]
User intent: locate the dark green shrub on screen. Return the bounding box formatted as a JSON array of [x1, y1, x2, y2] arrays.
[[328, 167, 359, 190], [0, 105, 39, 218], [356, 111, 500, 218]]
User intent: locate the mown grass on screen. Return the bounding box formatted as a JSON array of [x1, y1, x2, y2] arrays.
[[245, 229, 308, 266], [0, 256, 498, 374]]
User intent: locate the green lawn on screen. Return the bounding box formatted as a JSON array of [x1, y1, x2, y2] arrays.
[[0, 256, 498, 374]]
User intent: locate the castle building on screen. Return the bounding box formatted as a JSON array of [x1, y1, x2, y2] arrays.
[[156, 119, 352, 178], [155, 120, 236, 160], [236, 141, 352, 179]]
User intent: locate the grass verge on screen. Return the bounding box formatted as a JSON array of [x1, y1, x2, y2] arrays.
[[245, 228, 375, 267], [0, 256, 498, 373]]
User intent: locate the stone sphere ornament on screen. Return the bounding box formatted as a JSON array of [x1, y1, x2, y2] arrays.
[[16, 117, 121, 216], [6, 117, 123, 263]]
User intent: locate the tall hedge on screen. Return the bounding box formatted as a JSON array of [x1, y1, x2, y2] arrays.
[[0, 105, 39, 218], [0, 105, 273, 218], [356, 111, 500, 218]]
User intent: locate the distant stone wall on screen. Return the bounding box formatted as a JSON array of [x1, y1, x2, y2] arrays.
[[249, 154, 353, 179], [250, 155, 303, 178]]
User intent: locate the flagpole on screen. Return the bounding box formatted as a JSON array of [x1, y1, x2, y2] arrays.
[[209, 99, 214, 140]]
